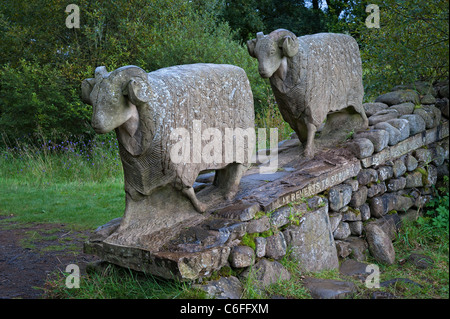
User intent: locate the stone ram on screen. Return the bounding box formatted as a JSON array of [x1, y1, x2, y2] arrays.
[[247, 29, 368, 158], [81, 64, 255, 213]]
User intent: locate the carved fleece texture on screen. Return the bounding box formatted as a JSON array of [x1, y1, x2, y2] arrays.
[[269, 33, 364, 128], [119, 63, 255, 196]]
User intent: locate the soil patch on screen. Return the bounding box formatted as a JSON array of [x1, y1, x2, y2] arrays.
[[0, 216, 99, 299]]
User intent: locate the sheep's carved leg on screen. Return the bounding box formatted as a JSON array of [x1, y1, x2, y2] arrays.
[[293, 119, 316, 159], [213, 163, 246, 200], [293, 120, 307, 144], [304, 122, 317, 159], [356, 104, 369, 128], [182, 187, 207, 213]]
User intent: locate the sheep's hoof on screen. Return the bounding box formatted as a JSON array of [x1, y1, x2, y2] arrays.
[[223, 187, 238, 201], [304, 147, 315, 159], [183, 187, 207, 213], [192, 201, 207, 213]]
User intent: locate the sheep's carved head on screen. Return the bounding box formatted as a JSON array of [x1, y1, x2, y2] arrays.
[[247, 29, 299, 78], [81, 65, 152, 155]]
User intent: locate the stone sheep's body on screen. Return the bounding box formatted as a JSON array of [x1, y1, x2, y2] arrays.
[[247, 29, 368, 158], [82, 63, 254, 213]]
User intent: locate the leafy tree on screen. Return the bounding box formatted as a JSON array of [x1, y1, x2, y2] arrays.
[[324, 0, 368, 37], [259, 0, 327, 36], [358, 0, 449, 95], [0, 0, 269, 142], [0, 60, 90, 139], [218, 0, 265, 43], [220, 0, 329, 43]]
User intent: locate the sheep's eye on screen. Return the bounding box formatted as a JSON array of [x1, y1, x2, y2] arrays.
[[270, 49, 276, 56]]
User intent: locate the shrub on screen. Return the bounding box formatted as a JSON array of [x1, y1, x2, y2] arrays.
[[417, 176, 449, 237], [0, 0, 271, 142], [0, 60, 92, 144], [359, 0, 449, 96]]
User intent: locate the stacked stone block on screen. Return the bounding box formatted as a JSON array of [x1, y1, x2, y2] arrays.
[[329, 81, 449, 265]]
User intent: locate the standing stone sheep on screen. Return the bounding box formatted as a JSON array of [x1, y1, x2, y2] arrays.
[[247, 29, 368, 158], [81, 64, 254, 213]]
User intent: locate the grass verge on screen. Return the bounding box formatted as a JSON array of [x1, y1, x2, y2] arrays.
[[42, 263, 207, 299], [0, 178, 124, 230]]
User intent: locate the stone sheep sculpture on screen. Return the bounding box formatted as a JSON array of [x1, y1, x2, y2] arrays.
[[247, 29, 368, 158], [81, 64, 254, 213]]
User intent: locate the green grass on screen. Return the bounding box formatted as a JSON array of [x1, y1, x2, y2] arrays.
[[43, 263, 207, 299], [1, 131, 123, 185], [0, 179, 124, 230], [0, 132, 124, 229], [0, 133, 200, 299], [368, 218, 449, 299]]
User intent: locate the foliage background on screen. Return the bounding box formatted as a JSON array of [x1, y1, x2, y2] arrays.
[[0, 0, 448, 143], [358, 0, 449, 95]]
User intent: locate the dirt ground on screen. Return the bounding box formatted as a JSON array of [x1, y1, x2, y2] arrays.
[[0, 216, 99, 299]]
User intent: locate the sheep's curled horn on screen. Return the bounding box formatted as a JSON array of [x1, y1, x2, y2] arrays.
[[118, 66, 152, 105], [247, 29, 299, 59], [269, 29, 299, 58]]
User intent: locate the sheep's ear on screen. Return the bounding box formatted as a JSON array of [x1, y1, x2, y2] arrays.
[[81, 78, 95, 105], [246, 38, 257, 58], [95, 66, 109, 81], [282, 36, 299, 57], [124, 77, 152, 105]]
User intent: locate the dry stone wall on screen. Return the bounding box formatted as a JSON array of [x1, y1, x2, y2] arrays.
[[329, 82, 449, 265]]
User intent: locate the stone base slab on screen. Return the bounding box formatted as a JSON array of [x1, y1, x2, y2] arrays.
[[84, 143, 355, 280]]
